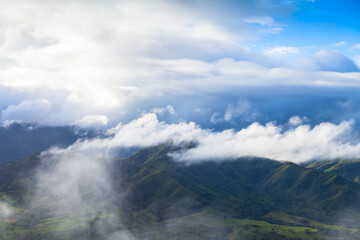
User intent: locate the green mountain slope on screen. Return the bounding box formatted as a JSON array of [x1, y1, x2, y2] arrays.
[[1, 145, 360, 239], [306, 160, 360, 183], [118, 146, 360, 228]]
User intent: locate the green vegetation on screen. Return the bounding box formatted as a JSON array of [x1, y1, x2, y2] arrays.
[[2, 145, 360, 239], [306, 159, 360, 183]]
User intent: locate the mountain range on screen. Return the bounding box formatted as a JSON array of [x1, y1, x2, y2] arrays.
[[0, 123, 87, 165], [1, 143, 360, 239]]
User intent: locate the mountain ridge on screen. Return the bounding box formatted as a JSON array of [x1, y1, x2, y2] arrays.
[[1, 145, 360, 239]]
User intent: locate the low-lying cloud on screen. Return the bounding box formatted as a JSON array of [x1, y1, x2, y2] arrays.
[[0, 201, 14, 222], [50, 113, 360, 164], [33, 137, 134, 239]]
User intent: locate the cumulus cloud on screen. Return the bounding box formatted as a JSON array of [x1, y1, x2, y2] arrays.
[[288, 116, 308, 126], [46, 113, 360, 164], [170, 119, 360, 163]]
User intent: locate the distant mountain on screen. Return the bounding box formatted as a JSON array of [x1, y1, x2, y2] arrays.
[[1, 145, 360, 239], [306, 160, 360, 183], [0, 123, 88, 164]]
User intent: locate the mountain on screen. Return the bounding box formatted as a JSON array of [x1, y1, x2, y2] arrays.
[[0, 123, 89, 165], [1, 145, 360, 239], [306, 160, 360, 183]]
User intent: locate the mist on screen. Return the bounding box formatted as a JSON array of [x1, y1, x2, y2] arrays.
[[28, 140, 134, 239]]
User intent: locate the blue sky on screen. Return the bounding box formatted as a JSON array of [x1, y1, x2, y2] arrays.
[[267, 0, 360, 48]]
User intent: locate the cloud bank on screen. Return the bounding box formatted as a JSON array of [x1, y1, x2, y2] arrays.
[[48, 113, 360, 164]]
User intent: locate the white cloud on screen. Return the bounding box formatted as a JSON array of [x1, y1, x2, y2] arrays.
[[209, 99, 257, 124], [0, 1, 359, 127], [353, 56, 360, 69], [1, 99, 52, 124], [244, 16, 285, 34], [33, 136, 134, 238], [1, 119, 22, 128], [0, 201, 14, 221], [150, 58, 360, 89], [305, 50, 359, 72], [265, 46, 301, 55], [245, 17, 278, 27], [334, 41, 346, 47], [0, 0, 246, 126], [51, 113, 360, 164], [288, 116, 308, 126], [76, 114, 108, 127], [151, 105, 176, 115], [224, 99, 257, 122], [210, 112, 221, 124], [170, 120, 360, 163]]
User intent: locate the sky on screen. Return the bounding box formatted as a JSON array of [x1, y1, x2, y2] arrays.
[[1, 0, 360, 162]]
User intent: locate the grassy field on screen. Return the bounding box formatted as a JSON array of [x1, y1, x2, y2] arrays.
[[2, 207, 360, 239]]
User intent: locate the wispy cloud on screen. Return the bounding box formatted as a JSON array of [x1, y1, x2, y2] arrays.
[[354, 43, 360, 49], [210, 99, 258, 124], [33, 139, 135, 238], [265, 46, 301, 55], [244, 16, 285, 33], [245, 16, 279, 27], [333, 41, 346, 47], [151, 105, 176, 115]]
